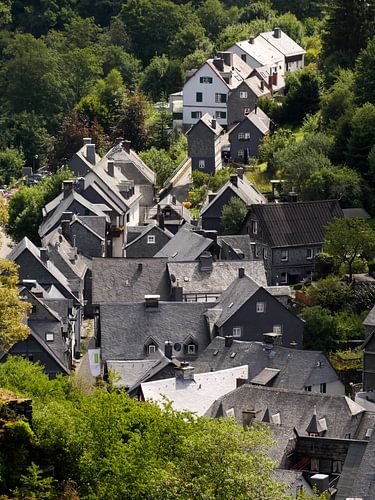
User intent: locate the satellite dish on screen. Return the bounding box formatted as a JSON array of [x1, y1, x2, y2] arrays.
[[170, 274, 176, 283]]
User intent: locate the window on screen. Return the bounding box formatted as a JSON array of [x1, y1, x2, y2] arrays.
[[239, 91, 248, 98], [187, 344, 196, 354], [306, 247, 313, 260], [196, 92, 203, 102], [244, 107, 251, 115], [238, 149, 244, 158], [232, 326, 242, 338], [198, 159, 205, 169], [320, 383, 327, 393], [200, 76, 212, 83], [238, 132, 250, 140], [46, 332, 54, 342], [255, 245, 260, 258], [280, 272, 287, 284], [251, 220, 258, 234], [281, 249, 288, 261], [215, 93, 227, 103], [305, 386, 312, 392], [256, 302, 265, 313], [191, 111, 202, 119], [263, 248, 268, 260], [241, 54, 247, 62], [147, 235, 155, 244], [273, 325, 282, 335], [215, 111, 226, 119], [126, 213, 130, 223], [148, 344, 156, 354]]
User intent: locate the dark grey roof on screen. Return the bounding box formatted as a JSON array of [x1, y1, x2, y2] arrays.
[[247, 200, 343, 247], [206, 384, 365, 439], [100, 302, 211, 361], [187, 113, 224, 136], [29, 322, 70, 374], [229, 108, 271, 136], [343, 207, 371, 219], [364, 305, 375, 328], [217, 235, 255, 260], [92, 258, 169, 304], [125, 224, 173, 249], [336, 440, 368, 500], [105, 143, 155, 185], [193, 337, 340, 390], [167, 260, 267, 294], [154, 226, 213, 261], [75, 215, 107, 239]]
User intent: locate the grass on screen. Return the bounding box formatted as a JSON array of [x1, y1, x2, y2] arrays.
[[245, 164, 272, 193], [329, 350, 362, 371]]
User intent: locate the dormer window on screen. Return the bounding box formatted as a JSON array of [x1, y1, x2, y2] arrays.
[[147, 344, 157, 355], [45, 332, 54, 342], [251, 220, 258, 234], [184, 337, 198, 355], [147, 235, 155, 244], [187, 344, 196, 354]]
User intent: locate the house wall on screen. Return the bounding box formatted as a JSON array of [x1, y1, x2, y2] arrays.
[[188, 121, 216, 174], [285, 54, 304, 72], [310, 380, 345, 395], [126, 227, 170, 258], [83, 185, 120, 218], [202, 186, 238, 233], [229, 118, 266, 162], [218, 287, 304, 348], [68, 154, 91, 177], [270, 245, 322, 285], [228, 44, 263, 69], [227, 83, 260, 126], [183, 64, 229, 126], [70, 221, 104, 258]]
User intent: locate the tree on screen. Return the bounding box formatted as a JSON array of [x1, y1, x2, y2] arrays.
[[139, 147, 176, 188], [0, 0, 11, 26], [321, 69, 355, 129], [101, 46, 141, 90], [141, 55, 184, 102], [258, 128, 295, 177], [221, 197, 247, 234], [302, 306, 341, 352], [0, 259, 31, 353], [324, 217, 375, 281], [307, 275, 352, 312], [112, 91, 150, 151], [275, 12, 305, 45], [197, 0, 240, 39], [169, 22, 211, 59], [354, 36, 375, 105], [346, 103, 375, 178], [7, 167, 72, 243], [0, 148, 25, 184]]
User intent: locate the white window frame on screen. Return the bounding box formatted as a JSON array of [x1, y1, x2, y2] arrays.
[[147, 235, 155, 244], [251, 220, 258, 234], [273, 325, 282, 335], [232, 326, 242, 338], [263, 248, 268, 260], [46, 332, 54, 342], [281, 249, 289, 261], [237, 149, 244, 158], [244, 107, 251, 115], [306, 247, 313, 260], [238, 132, 245, 140], [198, 159, 205, 169], [256, 302, 265, 313], [200, 76, 212, 83], [191, 111, 202, 119], [215, 111, 226, 119], [196, 92, 203, 102], [148, 344, 156, 354], [244, 132, 250, 139], [215, 93, 227, 103], [280, 272, 288, 284], [239, 91, 248, 99], [187, 344, 196, 354]]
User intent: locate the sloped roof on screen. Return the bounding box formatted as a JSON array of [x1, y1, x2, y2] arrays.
[[205, 54, 252, 89], [217, 235, 255, 259], [241, 75, 272, 98], [71, 215, 106, 240], [105, 143, 156, 184], [250, 367, 280, 385], [363, 305, 375, 328], [187, 113, 224, 136], [343, 207, 371, 219], [167, 260, 267, 295], [141, 365, 248, 416], [107, 359, 158, 388], [247, 200, 343, 247], [27, 324, 70, 374], [100, 302, 211, 361], [201, 176, 267, 216], [125, 224, 173, 249], [193, 337, 339, 391], [231, 37, 284, 67], [229, 108, 271, 136], [259, 29, 306, 57], [154, 226, 214, 261], [92, 258, 170, 304]]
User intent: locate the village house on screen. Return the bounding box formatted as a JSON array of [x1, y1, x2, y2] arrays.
[[187, 113, 224, 174], [227, 74, 271, 126], [143, 194, 192, 234], [124, 223, 173, 258]]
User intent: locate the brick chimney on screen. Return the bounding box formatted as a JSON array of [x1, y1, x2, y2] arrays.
[[62, 180, 74, 199], [83, 137, 92, 146], [123, 140, 131, 153], [225, 336, 233, 347], [86, 144, 96, 165], [107, 160, 115, 177]]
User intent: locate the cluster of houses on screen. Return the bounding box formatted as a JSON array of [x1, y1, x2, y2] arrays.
[[2, 27, 375, 499]]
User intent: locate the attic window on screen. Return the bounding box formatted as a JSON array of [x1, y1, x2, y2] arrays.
[[147, 344, 157, 355], [271, 413, 281, 425], [366, 428, 373, 438], [187, 344, 197, 354], [251, 220, 258, 234], [239, 91, 248, 99], [147, 235, 155, 244], [213, 349, 219, 356], [230, 352, 237, 359], [228, 302, 234, 308], [45, 332, 54, 342], [172, 252, 178, 258]]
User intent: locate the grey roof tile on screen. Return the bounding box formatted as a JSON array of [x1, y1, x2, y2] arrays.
[[154, 226, 214, 260]]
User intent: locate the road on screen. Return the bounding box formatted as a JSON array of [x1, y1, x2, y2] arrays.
[[0, 226, 13, 258]]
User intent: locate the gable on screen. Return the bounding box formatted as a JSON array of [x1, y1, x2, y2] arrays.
[[184, 63, 228, 93], [203, 186, 237, 219]]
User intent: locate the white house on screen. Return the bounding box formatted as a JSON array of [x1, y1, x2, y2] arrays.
[[182, 52, 251, 128], [228, 36, 284, 75], [259, 28, 305, 73]]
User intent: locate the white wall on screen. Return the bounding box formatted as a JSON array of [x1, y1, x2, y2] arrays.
[[183, 63, 229, 126], [311, 379, 345, 396]]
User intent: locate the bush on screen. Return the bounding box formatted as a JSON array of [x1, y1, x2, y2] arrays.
[[314, 252, 335, 278], [307, 275, 352, 312], [368, 260, 375, 276]]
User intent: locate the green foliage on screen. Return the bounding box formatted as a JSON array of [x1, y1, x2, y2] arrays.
[[7, 167, 72, 243], [314, 252, 336, 278], [302, 305, 342, 351], [258, 128, 295, 176], [141, 55, 184, 102], [347, 102, 375, 179], [11, 463, 57, 500], [354, 35, 375, 105], [221, 196, 247, 234], [321, 69, 355, 128], [139, 148, 176, 188], [0, 148, 24, 184], [324, 217, 375, 280], [307, 275, 352, 312], [335, 311, 365, 340]]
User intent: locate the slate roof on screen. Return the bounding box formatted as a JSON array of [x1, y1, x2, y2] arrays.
[[7, 237, 79, 302], [92, 258, 169, 304], [158, 194, 192, 223], [28, 323, 70, 374], [125, 224, 173, 249], [229, 108, 271, 136], [105, 143, 156, 185], [259, 29, 306, 57], [141, 365, 249, 416], [231, 37, 284, 67], [201, 176, 267, 216], [205, 54, 252, 89], [167, 260, 267, 294], [154, 226, 214, 261], [107, 359, 158, 388], [246, 200, 343, 247], [187, 113, 224, 136], [100, 302, 211, 361], [242, 75, 272, 97], [343, 207, 371, 219], [206, 385, 365, 441], [193, 337, 340, 391], [75, 215, 107, 239], [363, 305, 375, 328], [218, 235, 255, 259]]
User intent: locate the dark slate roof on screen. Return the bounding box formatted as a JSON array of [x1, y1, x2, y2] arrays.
[[206, 384, 364, 439], [167, 260, 267, 294], [217, 235, 255, 260], [343, 207, 371, 219], [29, 322, 70, 374], [229, 108, 271, 136], [187, 113, 224, 136], [247, 200, 343, 247], [192, 337, 340, 390], [105, 143, 156, 184], [154, 226, 214, 261], [92, 258, 169, 304], [100, 302, 211, 361], [125, 224, 173, 249], [364, 305, 375, 328], [336, 440, 368, 500], [75, 215, 107, 239]]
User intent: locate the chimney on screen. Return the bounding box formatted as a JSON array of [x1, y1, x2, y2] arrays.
[[199, 252, 213, 272], [230, 174, 238, 187], [83, 137, 92, 146], [61, 211, 73, 222], [268, 74, 273, 89], [249, 37, 255, 44], [208, 192, 216, 203], [76, 177, 85, 193], [211, 118, 217, 129], [164, 341, 173, 359], [289, 191, 298, 203], [61, 220, 71, 242], [40, 248, 48, 263], [172, 285, 183, 302], [273, 27, 281, 38], [107, 160, 115, 177], [175, 362, 195, 381], [237, 167, 244, 179], [239, 267, 245, 279], [213, 57, 224, 72], [171, 195, 177, 205], [310, 474, 330, 495], [242, 408, 261, 428], [158, 213, 165, 230], [22, 279, 37, 290], [260, 80, 264, 91], [138, 263, 143, 272], [144, 295, 160, 309], [62, 180, 74, 199], [86, 144, 96, 165], [289, 340, 297, 349], [123, 140, 131, 153], [225, 336, 233, 348], [236, 378, 247, 388], [219, 52, 233, 67], [273, 71, 278, 86]]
